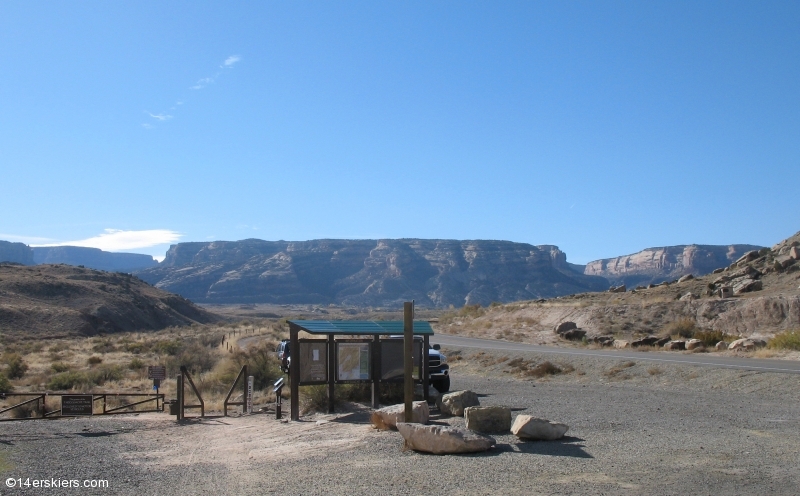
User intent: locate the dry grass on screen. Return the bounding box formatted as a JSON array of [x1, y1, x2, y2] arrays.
[[605, 361, 636, 378], [0, 321, 285, 415], [768, 330, 800, 351]]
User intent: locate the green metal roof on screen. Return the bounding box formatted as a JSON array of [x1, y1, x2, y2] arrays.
[[288, 320, 434, 335]]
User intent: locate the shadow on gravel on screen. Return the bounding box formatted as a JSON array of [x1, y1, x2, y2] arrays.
[[500, 436, 592, 458]]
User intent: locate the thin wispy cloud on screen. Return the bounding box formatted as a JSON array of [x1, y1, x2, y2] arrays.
[[0, 233, 57, 245], [33, 229, 183, 252], [223, 55, 241, 67], [143, 55, 241, 128], [147, 112, 173, 121]]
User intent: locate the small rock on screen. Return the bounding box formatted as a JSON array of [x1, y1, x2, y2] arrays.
[[436, 390, 480, 416], [712, 268, 725, 274], [735, 250, 760, 266], [663, 340, 686, 351], [511, 415, 569, 441], [613, 340, 630, 349], [685, 339, 705, 350], [370, 401, 430, 430], [396, 423, 495, 454], [464, 406, 512, 433], [678, 274, 694, 283], [647, 284, 656, 289], [791, 246, 800, 260], [715, 341, 729, 350], [679, 292, 695, 301]]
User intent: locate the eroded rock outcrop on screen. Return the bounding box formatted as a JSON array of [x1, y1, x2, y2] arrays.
[[585, 244, 763, 288], [137, 239, 608, 306]]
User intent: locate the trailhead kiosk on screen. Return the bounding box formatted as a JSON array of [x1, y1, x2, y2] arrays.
[[287, 320, 434, 421]]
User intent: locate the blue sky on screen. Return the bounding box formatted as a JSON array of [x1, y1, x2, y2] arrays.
[[1, 1, 798, 263]]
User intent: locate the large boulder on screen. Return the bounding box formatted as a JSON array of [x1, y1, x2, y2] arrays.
[[436, 390, 480, 416], [733, 278, 763, 294], [791, 246, 800, 260], [728, 338, 766, 351], [561, 329, 586, 341], [715, 341, 729, 351], [511, 415, 569, 441], [663, 340, 686, 351], [370, 401, 429, 430], [631, 336, 661, 347], [685, 339, 705, 351], [554, 322, 577, 335], [613, 340, 630, 349], [678, 274, 694, 283], [396, 423, 495, 454], [464, 406, 511, 433]]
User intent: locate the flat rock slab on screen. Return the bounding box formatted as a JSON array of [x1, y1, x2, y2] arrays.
[[511, 415, 569, 441], [464, 406, 511, 433], [396, 422, 496, 455], [371, 401, 429, 430], [436, 390, 480, 416]]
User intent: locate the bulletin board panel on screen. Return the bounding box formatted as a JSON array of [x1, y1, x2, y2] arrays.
[[298, 340, 328, 385]]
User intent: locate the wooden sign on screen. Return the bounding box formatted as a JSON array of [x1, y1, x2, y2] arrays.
[[148, 366, 167, 380]]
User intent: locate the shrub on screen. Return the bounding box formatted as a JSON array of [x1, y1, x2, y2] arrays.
[[693, 329, 727, 347], [129, 358, 145, 370], [0, 373, 12, 393], [47, 371, 89, 390], [662, 318, 698, 339], [153, 340, 182, 356], [51, 362, 71, 373], [87, 356, 103, 366], [768, 330, 800, 351], [92, 340, 117, 353], [3, 353, 28, 379]]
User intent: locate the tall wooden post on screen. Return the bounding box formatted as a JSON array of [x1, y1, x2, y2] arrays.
[[423, 334, 430, 403], [403, 301, 414, 422], [371, 334, 380, 409], [176, 372, 184, 421], [327, 334, 335, 414], [290, 323, 300, 421]]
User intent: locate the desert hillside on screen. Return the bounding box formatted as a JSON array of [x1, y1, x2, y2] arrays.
[[439, 231, 800, 342], [0, 263, 218, 338]]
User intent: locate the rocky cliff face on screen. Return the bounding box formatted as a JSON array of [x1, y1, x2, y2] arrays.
[[0, 241, 34, 265], [584, 244, 764, 288], [32, 246, 157, 272], [137, 239, 609, 307]]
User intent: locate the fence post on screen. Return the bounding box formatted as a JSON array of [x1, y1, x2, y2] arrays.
[[176, 372, 184, 421]]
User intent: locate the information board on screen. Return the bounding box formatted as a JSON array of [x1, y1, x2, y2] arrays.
[[337, 343, 371, 381], [61, 395, 94, 416], [380, 340, 422, 381], [299, 341, 328, 383]]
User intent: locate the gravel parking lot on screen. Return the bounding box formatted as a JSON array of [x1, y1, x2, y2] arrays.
[[2, 346, 799, 495]]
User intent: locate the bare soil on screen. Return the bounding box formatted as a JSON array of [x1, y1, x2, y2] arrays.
[[3, 346, 800, 495]]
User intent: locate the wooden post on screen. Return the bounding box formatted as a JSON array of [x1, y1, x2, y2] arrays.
[[290, 323, 300, 421], [371, 334, 380, 409], [404, 301, 413, 422], [241, 365, 248, 414], [327, 334, 335, 414], [423, 334, 430, 403], [176, 372, 183, 421]]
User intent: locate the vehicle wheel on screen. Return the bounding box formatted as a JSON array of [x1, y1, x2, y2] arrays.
[[432, 376, 450, 393]]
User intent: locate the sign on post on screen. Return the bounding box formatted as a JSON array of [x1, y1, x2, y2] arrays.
[[62, 395, 94, 416], [246, 376, 254, 414], [147, 366, 167, 380]]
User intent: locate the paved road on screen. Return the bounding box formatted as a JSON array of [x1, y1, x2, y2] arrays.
[[433, 333, 800, 375]]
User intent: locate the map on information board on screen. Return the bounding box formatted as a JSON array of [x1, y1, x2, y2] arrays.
[[337, 343, 370, 380]]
